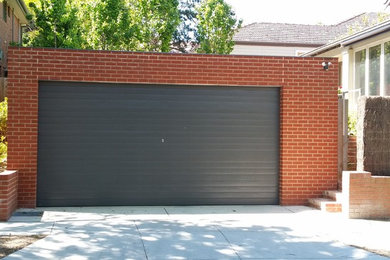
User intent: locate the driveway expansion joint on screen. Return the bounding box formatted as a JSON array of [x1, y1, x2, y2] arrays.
[[217, 228, 242, 260], [133, 220, 149, 260]]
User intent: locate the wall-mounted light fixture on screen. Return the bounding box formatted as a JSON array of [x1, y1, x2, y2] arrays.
[[322, 61, 332, 71]]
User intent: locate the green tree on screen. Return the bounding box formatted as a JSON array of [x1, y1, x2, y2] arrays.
[[0, 98, 7, 167], [24, 0, 40, 7], [132, 0, 180, 52], [172, 0, 200, 53], [85, 0, 138, 50], [196, 0, 241, 54], [23, 0, 241, 54], [24, 0, 86, 48], [25, 0, 181, 52], [346, 13, 390, 38]]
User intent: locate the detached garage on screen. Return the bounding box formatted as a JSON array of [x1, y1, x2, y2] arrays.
[[37, 82, 279, 206], [4, 47, 339, 214]]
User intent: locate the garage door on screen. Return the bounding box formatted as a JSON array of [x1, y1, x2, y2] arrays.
[[37, 82, 280, 206]]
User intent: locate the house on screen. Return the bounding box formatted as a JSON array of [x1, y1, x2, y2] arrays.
[[0, 0, 29, 98], [304, 19, 390, 113], [232, 13, 384, 57], [303, 20, 390, 219]]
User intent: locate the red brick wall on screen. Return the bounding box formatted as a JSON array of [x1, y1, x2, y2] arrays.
[[343, 171, 390, 219], [6, 47, 339, 207], [0, 170, 18, 221], [348, 135, 357, 171]]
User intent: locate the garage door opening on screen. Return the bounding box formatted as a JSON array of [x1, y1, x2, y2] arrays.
[[37, 82, 280, 206]]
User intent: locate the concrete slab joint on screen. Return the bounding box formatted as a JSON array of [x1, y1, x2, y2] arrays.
[[0, 170, 18, 221], [342, 170, 390, 219]]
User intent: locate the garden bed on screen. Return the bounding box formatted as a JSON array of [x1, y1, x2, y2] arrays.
[[0, 235, 46, 258]]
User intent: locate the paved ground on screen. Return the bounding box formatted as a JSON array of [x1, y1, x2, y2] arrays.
[[0, 206, 389, 259]]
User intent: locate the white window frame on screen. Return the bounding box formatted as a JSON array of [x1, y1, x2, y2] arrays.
[[353, 38, 390, 97]]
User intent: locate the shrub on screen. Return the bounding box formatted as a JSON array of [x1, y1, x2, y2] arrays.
[[0, 98, 7, 168], [348, 112, 357, 136]]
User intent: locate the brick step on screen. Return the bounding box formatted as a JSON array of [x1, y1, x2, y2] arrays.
[[323, 190, 343, 202], [308, 198, 342, 213]]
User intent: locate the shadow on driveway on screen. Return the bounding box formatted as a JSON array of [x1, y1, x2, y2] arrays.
[[2, 206, 387, 259]]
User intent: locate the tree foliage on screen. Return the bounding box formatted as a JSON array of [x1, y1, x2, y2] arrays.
[[347, 13, 390, 36], [0, 98, 7, 167], [84, 0, 137, 50], [23, 0, 241, 54], [25, 0, 86, 48], [172, 0, 200, 53], [133, 0, 180, 52], [196, 0, 241, 54]]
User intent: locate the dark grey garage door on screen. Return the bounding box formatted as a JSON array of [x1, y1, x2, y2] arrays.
[[37, 82, 280, 206]]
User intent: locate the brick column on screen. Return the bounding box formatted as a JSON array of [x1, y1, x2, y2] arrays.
[[0, 170, 18, 221], [343, 171, 390, 219]]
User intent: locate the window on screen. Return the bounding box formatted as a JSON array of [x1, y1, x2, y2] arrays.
[[2, 1, 7, 23], [369, 45, 381, 96], [385, 42, 390, 95], [355, 40, 390, 100], [355, 50, 366, 96]]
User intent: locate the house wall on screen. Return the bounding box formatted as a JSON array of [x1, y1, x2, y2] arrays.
[[0, 1, 24, 76], [6, 47, 339, 208], [232, 44, 317, 56], [317, 31, 390, 113], [12, 16, 20, 43]]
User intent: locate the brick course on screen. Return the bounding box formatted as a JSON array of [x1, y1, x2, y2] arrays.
[[6, 47, 339, 208], [0, 170, 18, 221]]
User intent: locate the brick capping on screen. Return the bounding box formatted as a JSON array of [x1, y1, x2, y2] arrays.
[[7, 47, 339, 208], [342, 171, 390, 219], [0, 170, 18, 221]]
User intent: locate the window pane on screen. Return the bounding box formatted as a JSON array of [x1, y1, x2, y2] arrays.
[[369, 45, 381, 96], [385, 42, 390, 95], [355, 50, 366, 96], [3, 2, 6, 22]]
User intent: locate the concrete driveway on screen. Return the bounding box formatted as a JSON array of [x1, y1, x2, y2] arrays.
[[0, 206, 389, 259]]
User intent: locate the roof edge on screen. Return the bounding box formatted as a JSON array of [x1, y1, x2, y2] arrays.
[[7, 0, 30, 24], [334, 12, 367, 26], [303, 19, 390, 57], [18, 0, 29, 16], [234, 41, 323, 48]]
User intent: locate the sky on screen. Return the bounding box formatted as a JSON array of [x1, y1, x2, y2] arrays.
[[224, 0, 389, 25]]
